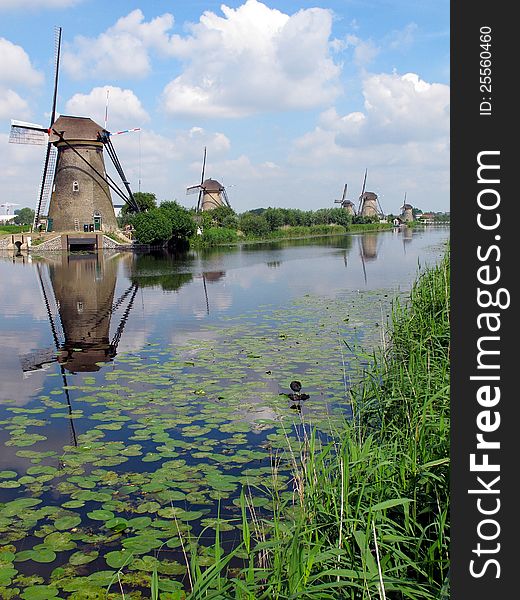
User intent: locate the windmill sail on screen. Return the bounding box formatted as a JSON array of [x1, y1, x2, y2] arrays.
[[197, 147, 207, 212], [358, 168, 368, 214], [9, 120, 48, 145], [33, 26, 62, 230]]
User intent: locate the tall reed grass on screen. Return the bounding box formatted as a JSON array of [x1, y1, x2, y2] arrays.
[[137, 248, 451, 599]]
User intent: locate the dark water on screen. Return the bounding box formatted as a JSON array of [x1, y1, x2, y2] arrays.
[[0, 227, 448, 595]]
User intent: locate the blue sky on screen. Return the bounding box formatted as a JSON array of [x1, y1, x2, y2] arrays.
[[0, 0, 449, 215]]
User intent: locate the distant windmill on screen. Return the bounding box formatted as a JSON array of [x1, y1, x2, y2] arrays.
[[333, 183, 356, 215], [186, 147, 232, 212], [357, 169, 384, 219], [0, 202, 19, 214], [400, 193, 414, 222], [8, 27, 140, 233]]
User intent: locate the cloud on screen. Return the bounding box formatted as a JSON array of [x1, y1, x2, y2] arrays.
[[65, 86, 150, 130], [345, 34, 380, 67], [387, 23, 418, 51], [62, 9, 175, 79], [287, 70, 449, 212], [320, 71, 449, 146], [0, 0, 82, 9], [0, 38, 44, 86], [161, 0, 341, 118], [0, 88, 31, 120]]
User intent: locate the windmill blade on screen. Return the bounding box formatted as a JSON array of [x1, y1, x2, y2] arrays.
[[358, 169, 367, 213], [49, 26, 62, 129], [32, 26, 62, 231], [8, 120, 48, 145], [200, 146, 207, 186], [341, 183, 348, 202], [222, 186, 231, 208], [186, 185, 202, 195], [33, 142, 58, 230], [195, 147, 207, 212]]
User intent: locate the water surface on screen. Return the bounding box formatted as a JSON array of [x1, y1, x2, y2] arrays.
[[0, 227, 449, 595]]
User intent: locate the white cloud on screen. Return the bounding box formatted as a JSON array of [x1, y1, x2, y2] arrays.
[[62, 9, 175, 79], [387, 23, 418, 51], [287, 71, 450, 213], [0, 38, 44, 86], [161, 0, 341, 118], [0, 88, 31, 120], [65, 86, 150, 130], [0, 0, 82, 9], [345, 34, 380, 67], [322, 71, 449, 146]]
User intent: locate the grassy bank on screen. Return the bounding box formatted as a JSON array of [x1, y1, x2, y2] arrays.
[[191, 222, 393, 248], [150, 247, 450, 599]]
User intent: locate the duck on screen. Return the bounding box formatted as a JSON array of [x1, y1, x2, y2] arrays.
[[288, 380, 309, 402]]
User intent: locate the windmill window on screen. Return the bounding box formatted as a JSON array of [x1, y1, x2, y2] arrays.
[[72, 181, 79, 192], [77, 301, 84, 313]]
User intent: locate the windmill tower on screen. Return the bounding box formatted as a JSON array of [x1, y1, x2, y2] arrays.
[[186, 147, 232, 212], [357, 169, 384, 219], [8, 27, 139, 234], [400, 193, 414, 222], [333, 184, 356, 215]]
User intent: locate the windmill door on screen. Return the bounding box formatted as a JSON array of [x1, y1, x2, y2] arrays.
[[47, 218, 53, 232], [93, 215, 102, 231]]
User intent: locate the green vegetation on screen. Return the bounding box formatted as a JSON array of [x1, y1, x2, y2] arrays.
[[150, 247, 450, 598], [13, 207, 35, 226], [120, 192, 158, 217], [193, 206, 390, 247], [115, 191, 393, 248], [132, 201, 196, 246], [0, 225, 31, 234]]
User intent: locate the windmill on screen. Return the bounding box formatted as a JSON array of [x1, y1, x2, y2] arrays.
[[186, 147, 232, 212], [400, 192, 414, 223], [333, 184, 356, 215], [357, 169, 384, 219], [8, 27, 140, 234], [0, 202, 19, 223]]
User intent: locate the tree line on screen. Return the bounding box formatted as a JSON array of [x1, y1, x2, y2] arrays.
[[120, 192, 381, 246]]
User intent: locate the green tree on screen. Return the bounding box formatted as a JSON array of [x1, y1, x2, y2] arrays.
[[132, 209, 172, 245], [158, 201, 196, 241], [263, 207, 284, 231], [121, 192, 157, 215], [238, 213, 270, 237], [14, 207, 35, 226]]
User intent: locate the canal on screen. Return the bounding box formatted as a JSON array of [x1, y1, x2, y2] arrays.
[[0, 226, 449, 595]]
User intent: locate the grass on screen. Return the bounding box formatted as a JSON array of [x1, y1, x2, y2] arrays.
[[0, 225, 31, 234], [125, 246, 450, 599]]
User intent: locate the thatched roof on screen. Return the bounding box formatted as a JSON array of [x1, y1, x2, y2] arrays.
[[362, 191, 378, 200], [202, 178, 224, 192], [50, 115, 105, 143]]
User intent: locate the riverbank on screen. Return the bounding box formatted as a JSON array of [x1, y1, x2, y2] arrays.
[[191, 222, 394, 249], [165, 245, 450, 599]]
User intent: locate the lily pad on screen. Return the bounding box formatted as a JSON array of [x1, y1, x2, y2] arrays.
[[54, 516, 81, 531], [69, 551, 99, 566]]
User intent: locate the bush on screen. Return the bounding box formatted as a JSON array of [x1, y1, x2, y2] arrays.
[[238, 213, 270, 237], [158, 201, 197, 241], [202, 227, 238, 245], [132, 210, 172, 245]]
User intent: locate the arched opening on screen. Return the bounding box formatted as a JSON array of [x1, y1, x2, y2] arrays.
[[14, 241, 22, 251]]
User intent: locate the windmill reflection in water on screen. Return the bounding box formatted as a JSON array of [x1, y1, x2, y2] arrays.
[[20, 253, 138, 450]]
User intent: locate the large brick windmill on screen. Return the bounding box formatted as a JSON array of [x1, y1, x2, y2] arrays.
[[8, 27, 140, 233]]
